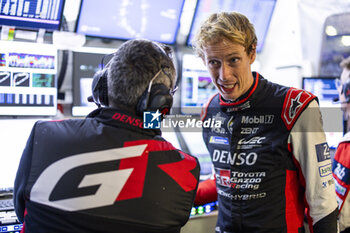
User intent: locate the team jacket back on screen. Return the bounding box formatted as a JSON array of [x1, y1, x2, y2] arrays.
[[14, 108, 200, 233]]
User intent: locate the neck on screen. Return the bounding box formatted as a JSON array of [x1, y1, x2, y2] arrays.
[[110, 102, 137, 115]]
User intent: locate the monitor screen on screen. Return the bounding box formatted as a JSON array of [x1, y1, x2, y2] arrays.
[[72, 48, 116, 117], [75, 0, 185, 44], [302, 77, 344, 148], [302, 77, 339, 102], [0, 119, 37, 192], [180, 131, 212, 181], [0, 40, 58, 116], [0, 0, 66, 31], [181, 53, 217, 115], [187, 0, 276, 53]]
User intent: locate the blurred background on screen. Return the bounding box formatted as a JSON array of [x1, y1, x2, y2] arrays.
[[0, 0, 349, 232]]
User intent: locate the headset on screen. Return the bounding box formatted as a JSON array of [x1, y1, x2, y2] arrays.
[[89, 42, 177, 117], [89, 60, 110, 107]]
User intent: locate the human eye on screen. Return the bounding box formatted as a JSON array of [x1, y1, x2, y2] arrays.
[[230, 57, 240, 63], [207, 59, 220, 68]]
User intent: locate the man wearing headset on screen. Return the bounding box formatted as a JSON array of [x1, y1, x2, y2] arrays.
[[333, 56, 350, 233], [14, 39, 200, 233]]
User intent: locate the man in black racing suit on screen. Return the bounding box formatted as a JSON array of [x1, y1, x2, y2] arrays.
[[193, 12, 338, 233], [14, 39, 200, 233]]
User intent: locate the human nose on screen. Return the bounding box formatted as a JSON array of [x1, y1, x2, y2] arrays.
[[219, 63, 232, 82]]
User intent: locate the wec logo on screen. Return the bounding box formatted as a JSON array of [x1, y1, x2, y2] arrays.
[[30, 143, 198, 211], [238, 137, 266, 145]]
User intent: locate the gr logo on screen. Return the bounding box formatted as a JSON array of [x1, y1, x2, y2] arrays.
[[30, 143, 198, 211], [30, 144, 148, 211]]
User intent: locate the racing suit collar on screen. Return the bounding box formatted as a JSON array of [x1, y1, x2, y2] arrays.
[[87, 107, 162, 136]]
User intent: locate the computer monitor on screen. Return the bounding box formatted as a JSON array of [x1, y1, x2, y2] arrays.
[[71, 48, 116, 117], [75, 0, 185, 44], [0, 40, 58, 116], [0, 119, 37, 193], [181, 53, 217, 115], [0, 0, 66, 31], [187, 0, 276, 53], [181, 130, 212, 181], [302, 77, 344, 148]]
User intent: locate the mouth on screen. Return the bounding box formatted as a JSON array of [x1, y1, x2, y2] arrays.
[[219, 83, 237, 93]]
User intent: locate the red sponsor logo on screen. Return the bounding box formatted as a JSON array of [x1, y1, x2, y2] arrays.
[[216, 168, 231, 187], [112, 112, 143, 128]]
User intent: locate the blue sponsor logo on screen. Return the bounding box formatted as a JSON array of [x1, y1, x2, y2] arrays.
[[333, 161, 350, 183], [209, 136, 229, 145], [315, 143, 330, 162], [334, 179, 346, 196], [143, 110, 161, 129]]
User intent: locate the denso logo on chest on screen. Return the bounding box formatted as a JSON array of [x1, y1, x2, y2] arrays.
[[212, 149, 257, 165]]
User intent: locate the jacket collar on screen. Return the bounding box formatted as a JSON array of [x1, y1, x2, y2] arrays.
[[87, 107, 162, 136]]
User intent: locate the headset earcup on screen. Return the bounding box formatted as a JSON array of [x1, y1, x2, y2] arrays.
[[91, 69, 109, 106], [136, 89, 149, 116], [136, 84, 173, 116], [148, 84, 173, 114]]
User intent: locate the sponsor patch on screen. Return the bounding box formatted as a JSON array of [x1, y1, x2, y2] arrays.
[[282, 88, 315, 130], [333, 161, 350, 182], [315, 143, 331, 162], [322, 178, 334, 188], [227, 116, 234, 134], [334, 178, 347, 196], [241, 127, 259, 135], [215, 168, 231, 187], [226, 101, 251, 112], [241, 115, 274, 124], [319, 163, 332, 177], [209, 136, 229, 145]]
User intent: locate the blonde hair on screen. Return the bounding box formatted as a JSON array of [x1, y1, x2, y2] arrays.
[[193, 11, 257, 58]]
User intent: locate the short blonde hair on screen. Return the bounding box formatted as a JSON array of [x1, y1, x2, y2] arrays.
[[193, 11, 257, 58]]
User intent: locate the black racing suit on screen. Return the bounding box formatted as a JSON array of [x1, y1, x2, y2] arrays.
[[200, 72, 338, 233], [14, 107, 200, 233]]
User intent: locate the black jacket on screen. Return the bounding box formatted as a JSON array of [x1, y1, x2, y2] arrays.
[[14, 107, 200, 233]]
